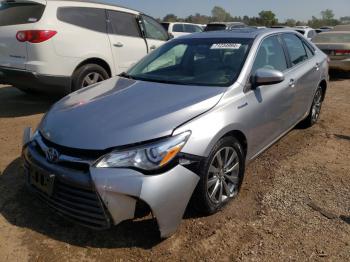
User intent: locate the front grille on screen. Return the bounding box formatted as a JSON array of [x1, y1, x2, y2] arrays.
[[31, 178, 111, 230]]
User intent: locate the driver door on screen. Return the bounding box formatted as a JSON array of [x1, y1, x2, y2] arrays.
[[244, 35, 296, 155]]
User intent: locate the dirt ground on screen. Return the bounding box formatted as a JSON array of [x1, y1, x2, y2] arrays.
[[0, 76, 349, 261]]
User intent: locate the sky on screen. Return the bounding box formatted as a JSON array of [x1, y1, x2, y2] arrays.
[[107, 0, 349, 22]]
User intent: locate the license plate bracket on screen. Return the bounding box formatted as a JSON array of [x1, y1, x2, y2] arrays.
[[29, 167, 55, 196]]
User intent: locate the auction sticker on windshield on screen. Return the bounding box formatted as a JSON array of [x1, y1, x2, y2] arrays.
[[210, 43, 242, 49]]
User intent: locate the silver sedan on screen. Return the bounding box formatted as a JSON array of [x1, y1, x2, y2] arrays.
[[22, 28, 329, 238]]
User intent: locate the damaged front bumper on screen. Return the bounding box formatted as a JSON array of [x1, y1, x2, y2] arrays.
[[22, 128, 200, 238]]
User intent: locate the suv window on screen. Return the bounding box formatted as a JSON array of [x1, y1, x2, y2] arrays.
[[0, 2, 45, 26], [141, 15, 169, 41], [282, 34, 308, 66], [107, 10, 140, 37], [184, 24, 202, 33], [173, 24, 184, 32], [252, 35, 288, 73], [57, 7, 107, 33]]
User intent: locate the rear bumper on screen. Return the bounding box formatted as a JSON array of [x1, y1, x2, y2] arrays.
[[0, 66, 71, 94], [329, 59, 350, 71]]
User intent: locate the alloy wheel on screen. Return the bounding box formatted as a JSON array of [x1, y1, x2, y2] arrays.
[[207, 147, 240, 204], [311, 88, 322, 123], [82, 72, 104, 88]]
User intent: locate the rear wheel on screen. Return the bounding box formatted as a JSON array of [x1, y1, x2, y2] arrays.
[[192, 136, 245, 215], [71, 64, 109, 92], [300, 86, 324, 128]]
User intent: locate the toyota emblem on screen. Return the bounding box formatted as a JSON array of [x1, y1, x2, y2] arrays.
[[45, 148, 60, 163]]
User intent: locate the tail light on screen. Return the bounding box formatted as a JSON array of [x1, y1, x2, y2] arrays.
[[335, 49, 350, 56], [16, 30, 57, 43]]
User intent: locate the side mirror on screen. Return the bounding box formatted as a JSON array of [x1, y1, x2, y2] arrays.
[[251, 68, 285, 88]]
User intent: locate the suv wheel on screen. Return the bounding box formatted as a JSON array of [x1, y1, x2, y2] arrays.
[[72, 64, 109, 92], [192, 136, 245, 215]]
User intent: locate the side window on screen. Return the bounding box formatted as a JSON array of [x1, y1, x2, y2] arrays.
[[184, 24, 202, 33], [173, 24, 184, 32], [107, 10, 140, 37], [303, 41, 315, 58], [141, 15, 169, 41], [282, 34, 308, 66], [252, 35, 288, 73], [57, 7, 107, 33]]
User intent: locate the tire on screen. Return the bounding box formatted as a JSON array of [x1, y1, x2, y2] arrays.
[[300, 86, 324, 128], [192, 136, 246, 215], [71, 64, 109, 92]]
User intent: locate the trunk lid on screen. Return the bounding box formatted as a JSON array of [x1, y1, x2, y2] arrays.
[[0, 0, 46, 69]]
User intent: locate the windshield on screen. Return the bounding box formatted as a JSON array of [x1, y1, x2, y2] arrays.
[[127, 38, 252, 87], [313, 33, 350, 43]]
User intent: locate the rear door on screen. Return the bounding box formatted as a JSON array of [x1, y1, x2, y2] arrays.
[[107, 10, 147, 73], [281, 33, 320, 121], [0, 0, 46, 69], [140, 15, 169, 52]]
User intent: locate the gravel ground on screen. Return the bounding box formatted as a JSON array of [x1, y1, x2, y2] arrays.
[[0, 77, 349, 261]]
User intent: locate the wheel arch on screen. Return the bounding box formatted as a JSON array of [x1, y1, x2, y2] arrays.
[[74, 57, 112, 78], [220, 130, 248, 157], [319, 79, 327, 101]]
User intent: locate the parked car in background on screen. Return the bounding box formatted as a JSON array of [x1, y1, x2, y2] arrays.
[[293, 26, 317, 41], [313, 31, 350, 71], [161, 22, 203, 38], [332, 24, 350, 31], [0, 0, 169, 94], [22, 28, 328, 238], [204, 22, 246, 31]]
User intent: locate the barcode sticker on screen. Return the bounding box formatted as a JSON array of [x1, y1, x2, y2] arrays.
[[210, 43, 242, 50]]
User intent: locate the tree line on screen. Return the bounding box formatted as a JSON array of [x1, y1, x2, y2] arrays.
[[161, 6, 350, 28]]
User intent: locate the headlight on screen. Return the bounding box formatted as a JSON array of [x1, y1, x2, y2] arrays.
[[95, 131, 191, 170]]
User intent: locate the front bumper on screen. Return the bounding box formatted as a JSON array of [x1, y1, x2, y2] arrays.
[[0, 66, 71, 94], [22, 129, 200, 238], [329, 59, 350, 71]]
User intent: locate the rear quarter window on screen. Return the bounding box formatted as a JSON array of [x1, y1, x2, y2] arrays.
[[57, 7, 107, 33], [0, 2, 45, 26]]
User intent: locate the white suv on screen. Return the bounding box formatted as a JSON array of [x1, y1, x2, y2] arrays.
[[161, 22, 203, 38], [0, 0, 169, 94]]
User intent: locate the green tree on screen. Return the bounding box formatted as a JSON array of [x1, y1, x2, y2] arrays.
[[211, 6, 232, 22], [321, 9, 335, 21], [163, 14, 178, 22], [258, 10, 278, 26], [285, 19, 296, 27]]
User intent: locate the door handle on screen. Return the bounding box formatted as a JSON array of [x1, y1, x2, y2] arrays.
[[113, 42, 124, 48], [150, 45, 157, 50], [289, 79, 296, 88], [314, 63, 320, 71]]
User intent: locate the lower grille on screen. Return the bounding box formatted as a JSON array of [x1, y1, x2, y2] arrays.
[[30, 178, 111, 230]]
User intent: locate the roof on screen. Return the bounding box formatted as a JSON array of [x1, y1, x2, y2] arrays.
[[208, 22, 245, 25], [180, 28, 293, 40]]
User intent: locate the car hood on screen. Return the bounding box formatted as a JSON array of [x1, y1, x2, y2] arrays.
[[39, 77, 226, 150]]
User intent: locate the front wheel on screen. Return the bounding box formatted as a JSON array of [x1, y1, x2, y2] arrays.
[[192, 136, 245, 215]]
